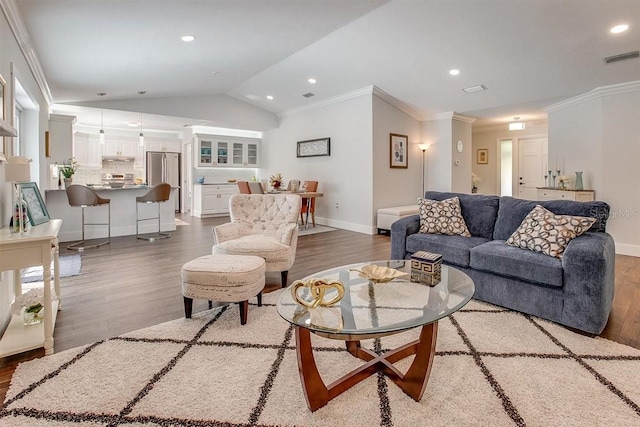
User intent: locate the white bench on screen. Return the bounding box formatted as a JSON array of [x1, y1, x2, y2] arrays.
[[377, 205, 419, 234]]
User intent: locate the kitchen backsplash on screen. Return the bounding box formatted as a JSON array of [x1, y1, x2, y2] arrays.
[[195, 168, 257, 184], [73, 164, 144, 186]]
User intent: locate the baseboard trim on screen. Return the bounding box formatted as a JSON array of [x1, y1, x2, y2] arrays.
[[315, 217, 375, 235], [614, 243, 640, 257]]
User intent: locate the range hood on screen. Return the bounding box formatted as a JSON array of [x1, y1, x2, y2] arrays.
[[102, 156, 135, 162], [0, 118, 17, 137]]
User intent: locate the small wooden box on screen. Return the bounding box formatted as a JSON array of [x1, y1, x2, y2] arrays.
[[410, 251, 442, 286]]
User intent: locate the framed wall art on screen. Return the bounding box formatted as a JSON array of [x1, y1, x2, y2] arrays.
[[297, 137, 330, 158], [477, 148, 488, 164], [20, 182, 50, 226], [389, 133, 408, 168]]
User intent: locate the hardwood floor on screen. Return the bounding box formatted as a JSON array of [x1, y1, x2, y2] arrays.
[[1, 214, 639, 406]]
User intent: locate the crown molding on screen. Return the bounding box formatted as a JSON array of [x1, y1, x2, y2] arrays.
[[278, 86, 374, 118], [452, 113, 477, 124], [0, 0, 53, 105], [278, 85, 423, 121], [423, 111, 477, 124], [544, 80, 640, 113], [371, 86, 423, 120]]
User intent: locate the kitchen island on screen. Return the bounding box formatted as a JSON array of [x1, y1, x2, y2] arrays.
[[46, 185, 177, 243]]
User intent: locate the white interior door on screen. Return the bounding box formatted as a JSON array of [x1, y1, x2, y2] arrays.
[[517, 137, 548, 200]]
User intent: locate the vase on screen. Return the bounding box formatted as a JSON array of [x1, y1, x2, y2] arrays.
[[23, 306, 44, 326], [574, 172, 584, 191], [64, 177, 73, 188]]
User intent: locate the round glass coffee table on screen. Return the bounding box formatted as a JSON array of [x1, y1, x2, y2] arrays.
[[277, 260, 474, 411]]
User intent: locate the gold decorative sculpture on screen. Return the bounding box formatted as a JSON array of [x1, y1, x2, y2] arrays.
[[350, 264, 408, 283], [292, 278, 345, 308]]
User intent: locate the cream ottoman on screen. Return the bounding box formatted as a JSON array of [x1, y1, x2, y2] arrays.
[[181, 254, 266, 325], [377, 205, 419, 234]]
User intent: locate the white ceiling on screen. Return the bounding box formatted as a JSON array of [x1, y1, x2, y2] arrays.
[[14, 0, 640, 132]]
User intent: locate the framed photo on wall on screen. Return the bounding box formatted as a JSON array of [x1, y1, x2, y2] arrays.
[[297, 137, 330, 157], [389, 133, 408, 168], [477, 148, 488, 164], [20, 182, 50, 226]]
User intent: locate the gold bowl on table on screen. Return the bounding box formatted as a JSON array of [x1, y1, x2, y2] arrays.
[[350, 264, 409, 283]]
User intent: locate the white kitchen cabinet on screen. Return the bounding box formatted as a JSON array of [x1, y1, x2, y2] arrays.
[[103, 136, 136, 157], [195, 134, 259, 167], [192, 184, 238, 217], [537, 188, 595, 202], [147, 140, 181, 153], [73, 132, 102, 167]]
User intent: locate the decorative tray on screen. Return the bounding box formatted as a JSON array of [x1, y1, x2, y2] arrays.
[[350, 264, 409, 283]]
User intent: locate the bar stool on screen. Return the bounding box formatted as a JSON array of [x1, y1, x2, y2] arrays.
[[136, 183, 172, 241], [65, 185, 111, 251]]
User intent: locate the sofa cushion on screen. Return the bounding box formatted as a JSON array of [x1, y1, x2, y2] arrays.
[[506, 205, 596, 258], [470, 240, 564, 288], [493, 196, 609, 241], [418, 197, 471, 237], [425, 192, 500, 239], [406, 233, 489, 267]]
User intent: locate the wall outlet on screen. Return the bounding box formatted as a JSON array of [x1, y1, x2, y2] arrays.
[[335, 202, 339, 209]]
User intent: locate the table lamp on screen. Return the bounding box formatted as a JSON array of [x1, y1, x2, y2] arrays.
[[5, 156, 31, 234]]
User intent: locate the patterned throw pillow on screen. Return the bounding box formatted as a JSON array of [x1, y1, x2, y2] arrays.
[[418, 197, 471, 237], [506, 205, 596, 258]]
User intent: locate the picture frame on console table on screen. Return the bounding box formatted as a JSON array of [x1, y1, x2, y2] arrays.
[[297, 137, 331, 158], [389, 133, 408, 168], [20, 182, 50, 226]]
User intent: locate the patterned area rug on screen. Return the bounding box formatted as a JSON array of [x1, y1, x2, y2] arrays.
[[2, 291, 640, 426], [20, 254, 82, 283]]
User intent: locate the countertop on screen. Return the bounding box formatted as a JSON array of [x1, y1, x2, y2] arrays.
[[196, 182, 238, 185], [46, 185, 149, 192]]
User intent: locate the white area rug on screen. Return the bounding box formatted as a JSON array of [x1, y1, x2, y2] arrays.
[[2, 291, 640, 426]]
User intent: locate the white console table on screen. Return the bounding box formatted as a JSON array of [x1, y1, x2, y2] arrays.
[[0, 219, 62, 356], [537, 188, 595, 202]]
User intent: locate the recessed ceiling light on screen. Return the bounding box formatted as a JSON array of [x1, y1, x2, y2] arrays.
[[127, 121, 139, 127], [308, 78, 317, 84], [266, 95, 274, 100], [610, 24, 629, 34], [181, 35, 196, 42], [449, 69, 460, 76]]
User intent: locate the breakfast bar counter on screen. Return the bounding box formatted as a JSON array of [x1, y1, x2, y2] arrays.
[[46, 186, 177, 243]]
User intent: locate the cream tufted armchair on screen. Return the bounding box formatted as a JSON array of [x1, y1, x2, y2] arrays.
[[212, 194, 302, 287]]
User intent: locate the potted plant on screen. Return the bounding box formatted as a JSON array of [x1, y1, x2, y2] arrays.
[[11, 288, 46, 325], [471, 173, 481, 193], [59, 158, 78, 187], [269, 172, 283, 190]]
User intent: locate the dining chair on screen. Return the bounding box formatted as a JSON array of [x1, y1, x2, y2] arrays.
[[248, 182, 265, 194], [237, 181, 251, 194], [300, 181, 318, 227]]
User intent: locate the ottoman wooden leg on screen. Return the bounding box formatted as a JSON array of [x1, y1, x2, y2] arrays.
[[257, 291, 263, 307], [184, 296, 193, 318], [208, 300, 213, 309], [281, 271, 288, 288], [239, 300, 249, 325]]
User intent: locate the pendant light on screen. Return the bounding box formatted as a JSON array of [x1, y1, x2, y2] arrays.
[[138, 91, 146, 146], [97, 92, 106, 144]]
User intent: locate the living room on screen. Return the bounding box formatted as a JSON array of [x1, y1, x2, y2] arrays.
[[0, 1, 639, 425]]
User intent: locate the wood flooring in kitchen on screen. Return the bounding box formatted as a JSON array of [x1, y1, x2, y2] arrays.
[[0, 214, 639, 406]]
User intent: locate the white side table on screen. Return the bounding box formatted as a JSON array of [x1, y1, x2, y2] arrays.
[[0, 219, 62, 356]]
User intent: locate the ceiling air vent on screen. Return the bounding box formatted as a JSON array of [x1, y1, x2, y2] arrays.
[[303, 92, 315, 98], [603, 51, 639, 64], [462, 84, 488, 94]]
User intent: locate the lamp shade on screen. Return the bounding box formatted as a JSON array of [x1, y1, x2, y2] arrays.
[[5, 157, 31, 182]]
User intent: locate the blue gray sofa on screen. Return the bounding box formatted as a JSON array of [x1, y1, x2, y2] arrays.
[[391, 191, 615, 334]]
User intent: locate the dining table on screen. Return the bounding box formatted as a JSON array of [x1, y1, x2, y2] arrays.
[[267, 190, 323, 229]]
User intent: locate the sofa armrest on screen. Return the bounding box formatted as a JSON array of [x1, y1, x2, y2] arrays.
[[390, 214, 420, 259], [212, 222, 242, 245], [561, 232, 616, 334]]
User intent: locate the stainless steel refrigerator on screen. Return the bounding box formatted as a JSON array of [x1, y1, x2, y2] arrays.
[[146, 152, 181, 212]]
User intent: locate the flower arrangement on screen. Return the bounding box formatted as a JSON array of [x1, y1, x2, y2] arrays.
[[471, 173, 481, 193], [59, 157, 79, 178], [269, 172, 283, 189], [557, 175, 570, 190], [11, 288, 45, 316]]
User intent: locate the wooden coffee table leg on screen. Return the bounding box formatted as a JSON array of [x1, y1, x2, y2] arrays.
[[295, 326, 329, 411], [392, 322, 438, 400]]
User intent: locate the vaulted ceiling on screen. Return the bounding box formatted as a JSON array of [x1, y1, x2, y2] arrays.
[[13, 0, 640, 131]]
